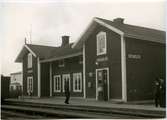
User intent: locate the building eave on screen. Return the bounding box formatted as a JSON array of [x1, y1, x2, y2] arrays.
[[40, 52, 82, 63]]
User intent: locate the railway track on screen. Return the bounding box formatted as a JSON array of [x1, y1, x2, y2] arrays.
[[1, 100, 165, 119], [1, 110, 44, 119]]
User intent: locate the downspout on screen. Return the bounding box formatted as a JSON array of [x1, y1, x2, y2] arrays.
[[83, 43, 86, 98], [37, 57, 41, 97], [50, 62, 52, 97], [121, 35, 127, 102]]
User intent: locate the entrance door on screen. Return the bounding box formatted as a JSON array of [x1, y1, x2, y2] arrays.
[[27, 76, 33, 96], [96, 68, 109, 101], [62, 74, 71, 92]]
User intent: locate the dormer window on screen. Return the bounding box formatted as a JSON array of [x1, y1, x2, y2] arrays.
[[27, 53, 32, 68], [58, 59, 65, 67], [96, 31, 107, 55]]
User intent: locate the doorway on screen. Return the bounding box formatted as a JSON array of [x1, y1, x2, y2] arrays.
[[62, 74, 71, 92], [27, 76, 33, 96], [96, 68, 109, 101]]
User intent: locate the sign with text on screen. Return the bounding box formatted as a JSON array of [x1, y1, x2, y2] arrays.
[[128, 54, 141, 59], [27, 69, 33, 73], [96, 56, 108, 62]]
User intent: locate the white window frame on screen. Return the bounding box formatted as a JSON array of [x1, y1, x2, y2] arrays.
[[53, 75, 61, 92], [62, 74, 71, 92], [73, 73, 82, 92], [96, 31, 107, 55], [27, 76, 33, 93], [27, 53, 32, 68]]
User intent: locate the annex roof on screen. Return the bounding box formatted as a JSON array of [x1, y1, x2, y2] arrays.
[[26, 44, 57, 60], [15, 44, 57, 62], [73, 17, 166, 48], [15, 43, 82, 63], [41, 43, 82, 62]]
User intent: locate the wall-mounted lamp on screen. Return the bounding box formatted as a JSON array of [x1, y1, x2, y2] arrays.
[[95, 62, 99, 65]]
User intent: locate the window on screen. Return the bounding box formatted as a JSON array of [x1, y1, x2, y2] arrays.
[[96, 31, 107, 55], [62, 74, 71, 92], [58, 60, 65, 67], [27, 53, 32, 68], [73, 73, 82, 92], [53, 75, 61, 92], [27, 76, 33, 94]]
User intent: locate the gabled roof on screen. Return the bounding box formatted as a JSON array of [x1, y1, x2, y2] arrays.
[[15, 43, 82, 63], [41, 43, 82, 62], [26, 44, 57, 60], [96, 17, 165, 43], [15, 44, 57, 62], [73, 17, 166, 48]]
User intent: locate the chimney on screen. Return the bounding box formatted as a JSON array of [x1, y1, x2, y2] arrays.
[[61, 36, 69, 47], [113, 18, 124, 24]]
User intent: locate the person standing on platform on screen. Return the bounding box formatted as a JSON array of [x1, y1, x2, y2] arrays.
[[159, 79, 165, 107], [64, 80, 70, 104], [154, 78, 161, 107]]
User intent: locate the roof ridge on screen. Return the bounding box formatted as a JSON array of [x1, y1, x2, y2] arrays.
[[95, 17, 165, 32], [27, 42, 74, 48], [26, 44, 58, 48], [123, 23, 165, 33], [11, 71, 22, 75]]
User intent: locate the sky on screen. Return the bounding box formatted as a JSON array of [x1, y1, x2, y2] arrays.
[[0, 0, 166, 76]]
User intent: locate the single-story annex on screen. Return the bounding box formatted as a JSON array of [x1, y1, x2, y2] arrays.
[[15, 17, 165, 102]]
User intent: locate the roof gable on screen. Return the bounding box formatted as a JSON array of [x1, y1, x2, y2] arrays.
[[73, 17, 165, 48], [15, 44, 57, 62], [95, 17, 166, 43], [26, 44, 57, 60], [15, 44, 37, 62]]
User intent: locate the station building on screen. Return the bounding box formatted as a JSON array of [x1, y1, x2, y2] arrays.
[[15, 17, 165, 102]]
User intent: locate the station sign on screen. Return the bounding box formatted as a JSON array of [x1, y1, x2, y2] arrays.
[[27, 69, 33, 73], [96, 56, 108, 62], [128, 54, 141, 59]]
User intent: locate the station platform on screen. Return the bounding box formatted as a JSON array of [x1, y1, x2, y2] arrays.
[[3, 96, 166, 118], [7, 97, 166, 112]]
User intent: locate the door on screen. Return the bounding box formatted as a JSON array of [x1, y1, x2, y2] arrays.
[[62, 74, 71, 92], [96, 68, 109, 101], [27, 76, 33, 96]]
